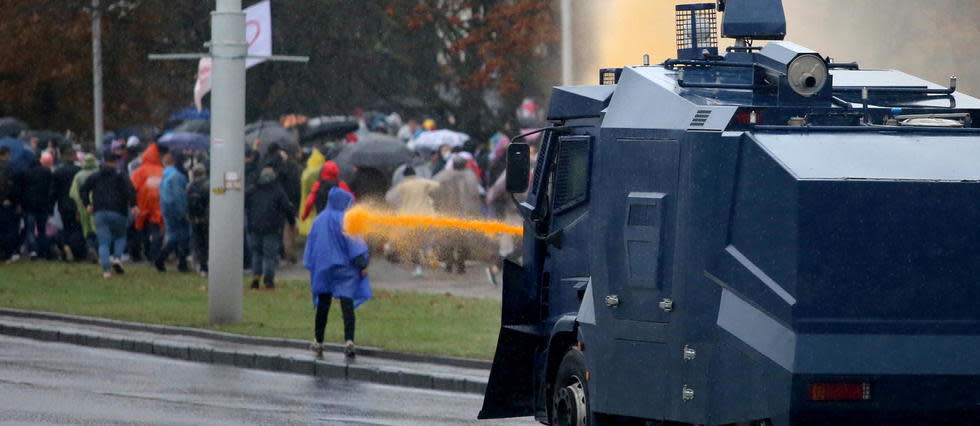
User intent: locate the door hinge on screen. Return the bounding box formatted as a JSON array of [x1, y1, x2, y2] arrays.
[[682, 385, 695, 401], [683, 345, 696, 361]]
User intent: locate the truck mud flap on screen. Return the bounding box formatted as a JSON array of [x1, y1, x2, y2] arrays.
[[478, 326, 541, 419], [479, 259, 543, 419]]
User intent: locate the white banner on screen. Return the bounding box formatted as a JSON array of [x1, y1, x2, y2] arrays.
[[245, 0, 272, 68], [193, 57, 212, 112], [192, 0, 272, 111]]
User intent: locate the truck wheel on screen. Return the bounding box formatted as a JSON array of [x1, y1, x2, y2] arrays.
[[552, 347, 590, 426]]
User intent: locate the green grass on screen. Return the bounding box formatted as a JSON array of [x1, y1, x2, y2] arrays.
[[0, 261, 502, 359]]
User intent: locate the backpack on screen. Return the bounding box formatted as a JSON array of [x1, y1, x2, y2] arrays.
[[187, 179, 209, 221]]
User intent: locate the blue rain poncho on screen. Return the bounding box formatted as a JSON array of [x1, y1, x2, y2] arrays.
[[304, 187, 372, 308]]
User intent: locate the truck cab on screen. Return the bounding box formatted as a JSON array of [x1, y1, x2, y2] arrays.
[[480, 2, 980, 425]]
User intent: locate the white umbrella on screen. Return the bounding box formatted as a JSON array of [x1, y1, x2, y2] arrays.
[[408, 129, 470, 151]]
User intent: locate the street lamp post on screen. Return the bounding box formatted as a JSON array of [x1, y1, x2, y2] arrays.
[[207, 0, 247, 324], [561, 0, 573, 86], [92, 0, 104, 151]]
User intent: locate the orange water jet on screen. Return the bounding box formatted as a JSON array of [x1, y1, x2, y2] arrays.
[[344, 205, 523, 238]]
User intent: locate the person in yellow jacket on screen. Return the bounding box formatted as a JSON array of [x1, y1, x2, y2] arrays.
[[298, 149, 325, 236], [384, 167, 440, 277]]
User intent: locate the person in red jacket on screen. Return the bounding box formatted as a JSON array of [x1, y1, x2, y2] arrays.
[[300, 161, 352, 221], [129, 143, 165, 261]]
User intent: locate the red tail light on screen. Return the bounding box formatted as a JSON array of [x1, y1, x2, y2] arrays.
[[808, 382, 871, 401], [735, 110, 763, 125]]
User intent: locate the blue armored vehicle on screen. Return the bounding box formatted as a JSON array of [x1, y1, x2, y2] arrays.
[[480, 1, 980, 425]]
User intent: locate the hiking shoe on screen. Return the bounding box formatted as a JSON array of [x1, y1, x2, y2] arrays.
[[310, 342, 324, 358], [250, 278, 260, 290], [154, 258, 166, 272], [111, 259, 125, 275], [264, 282, 276, 290], [344, 341, 356, 359]]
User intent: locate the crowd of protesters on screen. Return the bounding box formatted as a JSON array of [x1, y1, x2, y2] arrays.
[[0, 105, 538, 286]]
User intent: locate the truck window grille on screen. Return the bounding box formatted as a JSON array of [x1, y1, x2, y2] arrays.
[[553, 136, 592, 213], [675, 6, 717, 50]]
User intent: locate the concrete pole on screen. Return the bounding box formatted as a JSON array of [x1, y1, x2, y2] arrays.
[[208, 0, 246, 325], [91, 0, 104, 151], [560, 0, 573, 86]]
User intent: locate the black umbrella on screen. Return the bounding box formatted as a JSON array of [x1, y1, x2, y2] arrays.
[[0, 117, 26, 138], [173, 119, 210, 135], [301, 116, 359, 142], [245, 121, 299, 155], [333, 133, 412, 180]]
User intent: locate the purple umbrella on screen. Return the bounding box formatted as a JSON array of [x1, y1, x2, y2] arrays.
[[159, 132, 210, 152]]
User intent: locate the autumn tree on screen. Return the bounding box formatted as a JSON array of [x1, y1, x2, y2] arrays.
[[395, 0, 560, 138], [0, 0, 559, 144]]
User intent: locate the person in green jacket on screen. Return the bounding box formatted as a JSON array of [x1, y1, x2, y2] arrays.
[[298, 148, 325, 236], [69, 153, 99, 260]]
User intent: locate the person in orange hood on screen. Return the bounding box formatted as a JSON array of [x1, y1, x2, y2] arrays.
[[301, 161, 352, 221], [129, 143, 165, 261]]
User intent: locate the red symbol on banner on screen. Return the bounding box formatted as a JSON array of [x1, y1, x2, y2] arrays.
[[246, 20, 261, 47]]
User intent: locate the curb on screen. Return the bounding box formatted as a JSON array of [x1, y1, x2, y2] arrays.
[[0, 307, 491, 370], [0, 320, 487, 395]]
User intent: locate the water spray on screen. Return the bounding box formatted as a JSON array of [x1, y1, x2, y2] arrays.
[[344, 205, 523, 239]]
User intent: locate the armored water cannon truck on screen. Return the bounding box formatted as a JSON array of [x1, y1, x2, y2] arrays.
[[479, 1, 980, 425]]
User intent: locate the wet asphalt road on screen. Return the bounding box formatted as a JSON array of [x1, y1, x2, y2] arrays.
[[0, 336, 535, 425]]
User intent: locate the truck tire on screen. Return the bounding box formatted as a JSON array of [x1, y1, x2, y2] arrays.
[[551, 347, 591, 426]]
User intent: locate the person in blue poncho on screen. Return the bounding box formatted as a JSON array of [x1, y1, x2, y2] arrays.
[[155, 151, 191, 273], [304, 186, 371, 359]]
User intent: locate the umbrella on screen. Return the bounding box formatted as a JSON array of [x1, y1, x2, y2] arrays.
[[0, 118, 26, 138], [159, 132, 210, 152], [245, 121, 299, 154], [170, 108, 210, 122], [301, 117, 359, 142], [0, 138, 36, 174], [333, 133, 412, 177], [173, 119, 210, 135], [408, 129, 470, 151]]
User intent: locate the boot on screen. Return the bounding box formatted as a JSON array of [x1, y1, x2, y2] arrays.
[[250, 276, 260, 290], [310, 342, 324, 358]]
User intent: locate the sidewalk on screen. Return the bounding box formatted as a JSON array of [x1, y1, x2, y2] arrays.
[[0, 307, 493, 395]]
